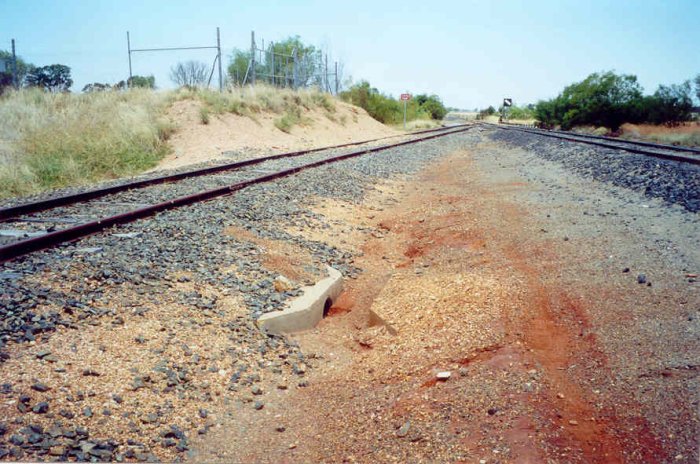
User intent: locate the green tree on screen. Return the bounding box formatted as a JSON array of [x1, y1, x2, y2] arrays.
[[82, 82, 112, 92], [227, 50, 250, 85], [128, 75, 155, 89], [0, 50, 33, 93], [535, 71, 643, 130], [414, 94, 447, 120], [228, 36, 319, 87], [694, 74, 700, 104], [644, 81, 693, 124], [25, 64, 73, 92], [340, 81, 433, 124]]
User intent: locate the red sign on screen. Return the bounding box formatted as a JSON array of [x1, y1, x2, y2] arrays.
[[400, 93, 411, 101]]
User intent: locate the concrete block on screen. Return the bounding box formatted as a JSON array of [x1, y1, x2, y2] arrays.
[[257, 266, 343, 334]]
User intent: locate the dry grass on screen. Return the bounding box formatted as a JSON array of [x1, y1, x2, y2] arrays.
[[0, 85, 345, 199], [620, 122, 700, 147], [397, 119, 442, 131], [177, 84, 334, 132], [0, 88, 174, 198]]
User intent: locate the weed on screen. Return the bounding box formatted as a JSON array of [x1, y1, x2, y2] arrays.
[[200, 106, 210, 125]]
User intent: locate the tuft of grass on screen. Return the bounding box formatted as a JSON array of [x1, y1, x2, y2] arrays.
[[399, 119, 441, 131], [180, 84, 336, 132], [0, 88, 173, 199], [199, 106, 210, 125], [274, 107, 308, 133]]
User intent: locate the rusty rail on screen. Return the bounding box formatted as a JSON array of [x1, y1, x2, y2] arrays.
[[0, 124, 468, 222], [0, 125, 473, 263], [490, 123, 700, 165]]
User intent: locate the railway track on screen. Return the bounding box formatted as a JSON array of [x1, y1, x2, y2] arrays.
[[0, 124, 473, 264], [489, 123, 700, 165]]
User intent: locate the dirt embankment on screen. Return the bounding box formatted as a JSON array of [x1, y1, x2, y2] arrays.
[[158, 99, 399, 171]]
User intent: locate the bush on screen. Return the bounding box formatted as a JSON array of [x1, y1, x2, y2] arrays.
[[340, 81, 444, 126], [535, 71, 695, 130]]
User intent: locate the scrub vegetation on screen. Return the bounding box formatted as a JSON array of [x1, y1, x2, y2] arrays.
[[534, 71, 698, 130], [340, 81, 447, 126]]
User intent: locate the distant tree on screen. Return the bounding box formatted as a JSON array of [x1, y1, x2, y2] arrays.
[[694, 74, 700, 104], [128, 75, 155, 89], [0, 50, 33, 93], [227, 36, 320, 88], [414, 94, 448, 120], [25, 64, 73, 92], [644, 81, 693, 125], [227, 50, 250, 85], [170, 61, 208, 89], [534, 71, 643, 130], [82, 82, 112, 93]]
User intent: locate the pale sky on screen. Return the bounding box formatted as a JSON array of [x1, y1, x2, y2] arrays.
[[1, 0, 698, 109]]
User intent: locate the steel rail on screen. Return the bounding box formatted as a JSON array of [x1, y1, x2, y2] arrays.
[[0, 124, 468, 222], [539, 127, 700, 155], [0, 125, 473, 264], [488, 124, 700, 166], [499, 122, 700, 154]]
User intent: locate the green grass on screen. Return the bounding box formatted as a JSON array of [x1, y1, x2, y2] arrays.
[[0, 88, 174, 199]]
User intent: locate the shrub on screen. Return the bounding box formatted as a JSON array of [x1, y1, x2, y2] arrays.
[[340, 81, 441, 126], [535, 71, 695, 130]]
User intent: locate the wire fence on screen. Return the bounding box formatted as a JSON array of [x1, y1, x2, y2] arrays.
[[241, 31, 340, 94]]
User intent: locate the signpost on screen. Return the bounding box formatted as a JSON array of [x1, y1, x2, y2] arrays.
[[501, 98, 512, 122], [400, 93, 411, 130]]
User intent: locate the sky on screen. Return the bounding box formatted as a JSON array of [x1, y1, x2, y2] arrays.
[[1, 0, 698, 109]]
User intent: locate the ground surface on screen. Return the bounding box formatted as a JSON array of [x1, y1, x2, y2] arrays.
[[0, 127, 697, 462], [193, 129, 699, 463], [159, 99, 398, 171]]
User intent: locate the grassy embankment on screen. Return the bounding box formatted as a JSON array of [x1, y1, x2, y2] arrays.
[[192, 85, 340, 132], [0, 89, 174, 198], [0, 86, 339, 199]]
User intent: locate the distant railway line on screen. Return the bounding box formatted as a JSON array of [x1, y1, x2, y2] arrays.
[[489, 123, 700, 165]]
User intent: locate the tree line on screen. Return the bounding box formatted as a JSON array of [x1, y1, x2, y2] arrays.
[[0, 49, 156, 94], [533, 71, 700, 130]]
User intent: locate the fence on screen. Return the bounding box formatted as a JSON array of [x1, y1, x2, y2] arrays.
[[242, 31, 340, 94]]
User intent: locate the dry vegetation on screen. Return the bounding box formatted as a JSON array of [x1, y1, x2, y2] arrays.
[[620, 122, 700, 146], [0, 85, 342, 199], [0, 88, 174, 198]]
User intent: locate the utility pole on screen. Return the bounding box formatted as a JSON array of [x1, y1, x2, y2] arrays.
[[216, 27, 223, 91], [292, 48, 298, 89], [334, 61, 338, 95], [270, 42, 274, 87], [127, 31, 133, 88], [11, 39, 18, 89], [403, 97, 407, 130], [250, 31, 256, 85]]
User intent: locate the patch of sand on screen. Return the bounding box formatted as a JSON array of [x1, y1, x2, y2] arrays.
[[158, 99, 399, 171]]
